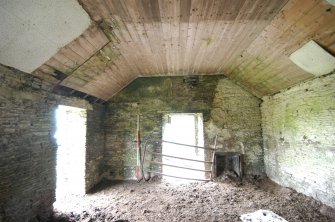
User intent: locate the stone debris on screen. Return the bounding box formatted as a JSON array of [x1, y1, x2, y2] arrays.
[[240, 209, 288, 222]]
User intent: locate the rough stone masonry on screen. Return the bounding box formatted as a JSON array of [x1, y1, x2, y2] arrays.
[[104, 75, 264, 180], [0, 65, 57, 221], [262, 72, 335, 208], [0, 64, 106, 221], [1, 61, 334, 221]]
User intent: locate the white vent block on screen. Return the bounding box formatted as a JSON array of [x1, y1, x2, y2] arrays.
[[289, 40, 335, 76]]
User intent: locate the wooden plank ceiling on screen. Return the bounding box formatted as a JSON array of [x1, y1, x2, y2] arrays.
[[32, 0, 335, 101]]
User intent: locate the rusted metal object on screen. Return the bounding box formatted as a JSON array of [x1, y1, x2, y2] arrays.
[[136, 115, 142, 182], [148, 151, 213, 164], [161, 140, 215, 151], [149, 161, 212, 172], [210, 135, 218, 180], [141, 137, 220, 181]]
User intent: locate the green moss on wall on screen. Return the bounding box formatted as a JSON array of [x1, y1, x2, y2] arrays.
[[262, 73, 335, 208], [105, 75, 264, 179]]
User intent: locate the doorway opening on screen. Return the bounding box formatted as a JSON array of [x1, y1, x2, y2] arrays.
[[54, 105, 87, 208], [162, 113, 205, 182]]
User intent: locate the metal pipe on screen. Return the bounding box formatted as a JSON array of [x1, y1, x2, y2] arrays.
[[141, 143, 151, 181], [148, 151, 213, 164], [210, 135, 218, 179], [149, 161, 212, 172], [147, 171, 211, 182], [136, 115, 142, 182], [161, 140, 215, 151]]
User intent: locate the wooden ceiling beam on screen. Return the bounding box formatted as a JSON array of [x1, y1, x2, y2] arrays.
[[30, 0, 335, 100]]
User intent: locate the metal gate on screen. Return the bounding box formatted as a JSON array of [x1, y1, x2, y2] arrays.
[[141, 137, 217, 181]]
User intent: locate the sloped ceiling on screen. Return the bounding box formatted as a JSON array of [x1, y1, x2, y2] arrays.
[[3, 0, 335, 101], [0, 0, 91, 73]]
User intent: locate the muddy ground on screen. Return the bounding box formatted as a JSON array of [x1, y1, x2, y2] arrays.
[[49, 175, 335, 222]]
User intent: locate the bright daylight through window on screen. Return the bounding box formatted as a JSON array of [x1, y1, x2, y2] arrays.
[[53, 105, 87, 210]]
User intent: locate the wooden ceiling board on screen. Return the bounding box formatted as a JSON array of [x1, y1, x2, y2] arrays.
[[186, 0, 218, 75], [33, 65, 60, 85], [214, 0, 287, 71], [32, 23, 109, 82], [189, 0, 244, 74], [30, 0, 335, 100], [97, 0, 161, 77], [228, 0, 335, 97]]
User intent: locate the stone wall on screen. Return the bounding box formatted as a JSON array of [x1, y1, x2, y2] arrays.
[[208, 78, 264, 175], [86, 104, 106, 192], [0, 65, 106, 220], [262, 73, 335, 208], [0, 65, 57, 221], [105, 75, 263, 180]]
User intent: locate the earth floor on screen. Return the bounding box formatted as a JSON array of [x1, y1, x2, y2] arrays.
[[49, 175, 335, 222]]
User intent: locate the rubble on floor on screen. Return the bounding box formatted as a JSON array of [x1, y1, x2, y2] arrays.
[[48, 176, 335, 222]]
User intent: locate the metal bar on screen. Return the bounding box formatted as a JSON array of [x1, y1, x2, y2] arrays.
[[149, 161, 212, 172], [210, 135, 218, 179], [136, 115, 142, 181], [240, 154, 243, 178], [147, 171, 211, 182], [148, 151, 213, 164], [161, 140, 215, 151]]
